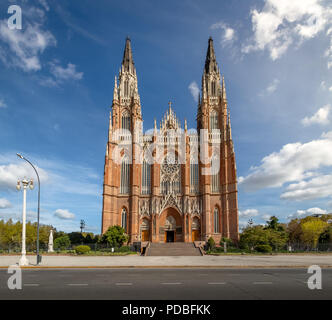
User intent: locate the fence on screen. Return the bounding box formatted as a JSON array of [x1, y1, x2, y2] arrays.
[[0, 242, 140, 254]]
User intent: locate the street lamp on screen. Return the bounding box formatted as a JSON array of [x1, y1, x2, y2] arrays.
[[16, 153, 42, 265], [16, 178, 34, 266]]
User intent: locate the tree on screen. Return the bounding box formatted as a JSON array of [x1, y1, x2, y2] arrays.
[[301, 219, 328, 248], [265, 216, 284, 232], [319, 226, 332, 244], [101, 226, 128, 247], [68, 232, 85, 244], [54, 235, 71, 250], [287, 219, 302, 243]]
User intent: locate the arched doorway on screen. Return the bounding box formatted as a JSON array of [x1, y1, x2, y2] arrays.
[[191, 217, 201, 241], [159, 207, 183, 242], [140, 218, 150, 241]]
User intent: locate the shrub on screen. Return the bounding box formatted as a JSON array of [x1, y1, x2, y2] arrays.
[[54, 235, 71, 250], [75, 245, 91, 255], [255, 244, 272, 253], [116, 245, 132, 253], [207, 237, 215, 250], [220, 237, 234, 247]]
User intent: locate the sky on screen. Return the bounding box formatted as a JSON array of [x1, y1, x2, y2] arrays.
[[0, 0, 332, 233]]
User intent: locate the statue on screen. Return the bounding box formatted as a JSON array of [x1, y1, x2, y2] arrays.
[[48, 229, 54, 253]]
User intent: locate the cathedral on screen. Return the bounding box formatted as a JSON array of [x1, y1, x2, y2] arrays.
[[102, 37, 239, 244]]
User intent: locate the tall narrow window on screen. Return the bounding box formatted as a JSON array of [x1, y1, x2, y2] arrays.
[[214, 207, 220, 233], [190, 157, 199, 194], [210, 110, 218, 130], [124, 80, 129, 97], [121, 208, 127, 232], [121, 111, 131, 131], [141, 159, 151, 195], [211, 154, 220, 193], [211, 81, 216, 96], [120, 156, 130, 194]]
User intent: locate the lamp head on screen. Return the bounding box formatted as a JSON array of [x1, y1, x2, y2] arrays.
[[29, 179, 34, 190], [16, 180, 21, 191], [16, 153, 23, 159]]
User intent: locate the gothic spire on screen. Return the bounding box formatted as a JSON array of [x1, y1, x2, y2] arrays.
[[122, 37, 135, 73], [204, 37, 218, 74]]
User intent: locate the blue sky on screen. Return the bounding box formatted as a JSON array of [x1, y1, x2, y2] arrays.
[[0, 0, 332, 233]]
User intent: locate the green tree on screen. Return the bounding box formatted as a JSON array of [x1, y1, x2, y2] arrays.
[[101, 226, 128, 248], [54, 235, 71, 250], [265, 216, 284, 232], [301, 219, 328, 248], [319, 225, 332, 243]]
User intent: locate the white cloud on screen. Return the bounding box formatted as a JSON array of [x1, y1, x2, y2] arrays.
[[239, 131, 332, 200], [0, 198, 11, 209], [239, 209, 259, 217], [301, 105, 331, 126], [288, 207, 327, 218], [242, 0, 332, 64], [50, 62, 83, 81], [259, 78, 279, 96], [0, 20, 56, 71], [54, 209, 75, 220], [211, 22, 236, 45], [281, 174, 332, 200], [188, 81, 199, 102], [0, 162, 49, 192], [0, 153, 101, 196], [0, 98, 7, 109]]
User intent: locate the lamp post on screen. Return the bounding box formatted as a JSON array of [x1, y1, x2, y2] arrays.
[[16, 178, 34, 266], [16, 153, 42, 265]]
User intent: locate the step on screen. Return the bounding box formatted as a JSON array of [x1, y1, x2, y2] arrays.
[[146, 242, 202, 256]]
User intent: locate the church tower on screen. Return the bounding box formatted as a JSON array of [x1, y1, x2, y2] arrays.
[[102, 37, 142, 241], [197, 37, 239, 241]]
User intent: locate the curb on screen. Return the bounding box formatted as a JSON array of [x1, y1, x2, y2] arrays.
[[1, 265, 332, 269]]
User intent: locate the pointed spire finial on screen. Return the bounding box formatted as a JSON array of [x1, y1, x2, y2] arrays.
[[122, 37, 135, 73], [205, 37, 218, 74], [168, 101, 172, 113]]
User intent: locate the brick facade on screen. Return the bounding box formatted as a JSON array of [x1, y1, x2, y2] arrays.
[[102, 37, 239, 244]]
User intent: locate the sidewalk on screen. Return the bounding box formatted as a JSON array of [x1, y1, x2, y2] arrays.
[[0, 254, 331, 268]]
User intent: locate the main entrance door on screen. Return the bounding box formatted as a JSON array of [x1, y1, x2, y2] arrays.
[[142, 230, 149, 241], [165, 231, 175, 242], [192, 230, 200, 241]]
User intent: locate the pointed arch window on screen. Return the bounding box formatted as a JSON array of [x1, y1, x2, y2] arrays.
[[211, 153, 220, 193], [141, 158, 151, 195], [120, 155, 130, 194], [121, 111, 131, 131], [210, 110, 218, 130], [160, 154, 181, 195], [190, 156, 199, 194], [214, 207, 220, 233], [121, 208, 127, 232], [211, 81, 216, 96]]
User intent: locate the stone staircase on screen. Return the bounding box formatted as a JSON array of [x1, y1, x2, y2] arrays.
[[146, 242, 202, 256]]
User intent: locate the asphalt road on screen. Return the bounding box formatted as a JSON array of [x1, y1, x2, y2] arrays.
[[0, 268, 331, 300]]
